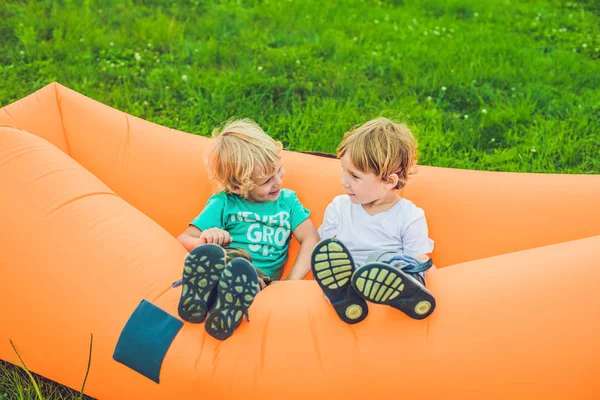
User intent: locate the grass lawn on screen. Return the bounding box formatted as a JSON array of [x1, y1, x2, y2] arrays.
[[1, 0, 599, 174], [0, 0, 599, 398], [0, 360, 93, 400]]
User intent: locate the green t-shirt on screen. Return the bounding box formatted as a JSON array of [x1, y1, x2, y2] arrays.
[[190, 189, 311, 280]]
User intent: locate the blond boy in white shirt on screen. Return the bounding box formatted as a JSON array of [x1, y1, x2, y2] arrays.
[[312, 118, 436, 324]]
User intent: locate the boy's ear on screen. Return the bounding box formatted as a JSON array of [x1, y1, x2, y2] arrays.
[[385, 173, 399, 188]]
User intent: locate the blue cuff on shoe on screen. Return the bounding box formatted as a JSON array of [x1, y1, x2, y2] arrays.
[[113, 299, 183, 383]]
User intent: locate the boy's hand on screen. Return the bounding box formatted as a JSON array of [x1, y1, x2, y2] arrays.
[[199, 228, 232, 246]]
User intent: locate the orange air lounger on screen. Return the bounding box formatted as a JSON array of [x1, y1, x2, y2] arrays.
[[1, 83, 599, 400]]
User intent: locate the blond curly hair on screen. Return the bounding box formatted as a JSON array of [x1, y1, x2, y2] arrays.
[[206, 119, 283, 199]]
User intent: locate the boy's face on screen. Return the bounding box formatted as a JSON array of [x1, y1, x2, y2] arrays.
[[340, 153, 390, 205], [247, 158, 285, 203]]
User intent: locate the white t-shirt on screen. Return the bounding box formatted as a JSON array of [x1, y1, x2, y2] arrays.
[[317, 195, 434, 266]]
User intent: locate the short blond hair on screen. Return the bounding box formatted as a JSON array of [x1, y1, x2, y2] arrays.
[[337, 117, 417, 190], [207, 119, 283, 199]]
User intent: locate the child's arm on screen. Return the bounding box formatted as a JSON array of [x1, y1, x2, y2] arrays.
[[178, 193, 231, 252], [317, 200, 340, 240], [177, 225, 232, 252], [402, 211, 434, 263], [285, 219, 320, 280]]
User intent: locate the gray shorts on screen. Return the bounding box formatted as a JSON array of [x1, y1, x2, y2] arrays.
[[364, 250, 430, 286]]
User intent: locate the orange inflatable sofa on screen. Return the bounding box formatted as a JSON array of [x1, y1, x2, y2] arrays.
[[1, 83, 599, 399]]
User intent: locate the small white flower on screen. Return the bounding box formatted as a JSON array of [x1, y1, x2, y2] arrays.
[[140, 68, 145, 73], [156, 59, 160, 63], [441, 86, 447, 91], [110, 63, 115, 67], [426, 96, 432, 101], [491, 138, 496, 142], [134, 52, 141, 61], [257, 66, 263, 71], [143, 101, 149, 106], [109, 41, 114, 46], [165, 86, 170, 90], [433, 30, 440, 36], [19, 50, 24, 55], [531, 148, 537, 153], [464, 114, 469, 119], [474, 12, 479, 17], [120, 62, 124, 66], [147, 43, 152, 48], [182, 75, 188, 81], [481, 108, 488, 114], [582, 43, 588, 48]]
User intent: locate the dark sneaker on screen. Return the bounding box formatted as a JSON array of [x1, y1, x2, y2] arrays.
[[204, 258, 259, 340], [351, 262, 436, 320], [177, 244, 226, 323], [311, 238, 368, 324]]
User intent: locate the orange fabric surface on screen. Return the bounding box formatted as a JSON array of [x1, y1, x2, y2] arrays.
[[0, 83, 599, 399]]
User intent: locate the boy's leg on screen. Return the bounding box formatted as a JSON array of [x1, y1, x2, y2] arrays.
[[311, 238, 368, 324], [352, 252, 435, 320], [177, 244, 227, 323], [204, 258, 260, 340], [365, 250, 430, 285], [225, 246, 270, 289], [254, 267, 272, 289]]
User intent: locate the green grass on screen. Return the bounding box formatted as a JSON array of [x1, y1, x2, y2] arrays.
[[0, 360, 94, 400], [1, 0, 599, 173], [1, 336, 94, 400], [0, 0, 598, 397]]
